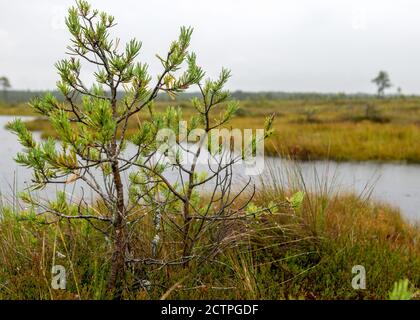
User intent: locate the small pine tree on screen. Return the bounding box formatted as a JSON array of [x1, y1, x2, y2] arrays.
[[7, 0, 273, 296]]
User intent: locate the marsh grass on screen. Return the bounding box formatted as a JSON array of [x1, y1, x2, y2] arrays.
[[2, 97, 420, 298], [0, 156, 419, 299], [0, 103, 37, 116], [7, 96, 420, 162]]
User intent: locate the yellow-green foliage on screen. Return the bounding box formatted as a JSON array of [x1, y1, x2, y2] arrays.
[[1, 186, 419, 299], [267, 122, 420, 162], [0, 102, 37, 116], [6, 97, 420, 162], [230, 97, 420, 162]]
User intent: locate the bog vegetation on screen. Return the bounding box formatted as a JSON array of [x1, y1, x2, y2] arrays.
[[4, 96, 420, 162], [1, 161, 419, 299], [0, 0, 419, 300]]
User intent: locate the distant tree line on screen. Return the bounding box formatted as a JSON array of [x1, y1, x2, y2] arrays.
[[1, 89, 415, 104], [0, 70, 406, 104]]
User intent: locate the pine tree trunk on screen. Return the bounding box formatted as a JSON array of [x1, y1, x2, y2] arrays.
[[106, 90, 128, 295], [108, 219, 126, 294], [107, 158, 127, 295], [182, 200, 192, 262]]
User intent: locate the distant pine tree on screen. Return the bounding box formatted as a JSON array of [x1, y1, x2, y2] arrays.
[[0, 76, 11, 101], [372, 71, 392, 97]]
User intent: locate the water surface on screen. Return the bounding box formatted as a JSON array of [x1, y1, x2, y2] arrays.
[[1, 116, 419, 221]]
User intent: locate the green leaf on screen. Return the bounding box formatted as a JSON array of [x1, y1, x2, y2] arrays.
[[287, 191, 305, 210], [389, 279, 414, 300]]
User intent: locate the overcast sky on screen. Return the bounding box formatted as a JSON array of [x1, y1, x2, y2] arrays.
[[1, 0, 420, 93]]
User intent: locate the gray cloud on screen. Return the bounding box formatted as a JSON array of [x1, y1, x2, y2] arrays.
[[1, 0, 420, 94]]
